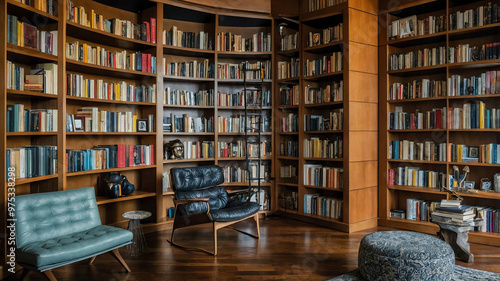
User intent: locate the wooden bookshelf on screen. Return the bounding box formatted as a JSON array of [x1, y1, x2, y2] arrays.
[[380, 0, 500, 246]]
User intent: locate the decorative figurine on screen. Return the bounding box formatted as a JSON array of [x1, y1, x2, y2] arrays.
[[104, 172, 135, 198], [166, 139, 184, 160]]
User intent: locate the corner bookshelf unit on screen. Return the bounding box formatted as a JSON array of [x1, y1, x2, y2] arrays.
[[379, 0, 500, 246]]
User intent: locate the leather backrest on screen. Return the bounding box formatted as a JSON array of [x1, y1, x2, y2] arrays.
[[176, 186, 229, 215], [14, 187, 101, 248], [171, 165, 224, 191]]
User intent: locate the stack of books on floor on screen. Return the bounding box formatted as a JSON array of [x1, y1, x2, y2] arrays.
[[431, 200, 476, 224]]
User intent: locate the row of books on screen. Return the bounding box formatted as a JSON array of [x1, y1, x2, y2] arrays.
[[388, 47, 446, 71], [279, 140, 299, 157], [449, 143, 500, 164], [14, 0, 55, 15], [304, 52, 343, 76], [278, 58, 300, 80], [164, 88, 214, 106], [404, 199, 436, 222], [164, 26, 211, 50], [303, 194, 342, 220], [307, 0, 345, 12], [389, 15, 446, 40], [280, 165, 297, 178], [67, 73, 156, 103], [66, 108, 154, 133], [389, 107, 446, 130], [218, 115, 271, 133], [66, 144, 155, 173], [165, 59, 214, 78], [7, 62, 58, 95], [388, 166, 445, 188], [448, 43, 500, 64], [280, 32, 298, 51], [304, 110, 343, 131], [280, 85, 299, 106], [304, 82, 344, 104], [162, 115, 214, 133], [449, 102, 500, 129], [389, 80, 446, 101], [67, 0, 156, 43], [218, 90, 271, 107], [280, 113, 298, 132], [66, 42, 157, 73], [303, 164, 343, 189], [217, 141, 272, 158], [217, 61, 272, 80], [448, 71, 500, 96], [279, 191, 298, 211], [449, 3, 500, 31], [307, 24, 343, 47], [175, 141, 214, 160], [303, 137, 343, 159], [216, 32, 272, 53], [7, 15, 57, 55], [221, 164, 271, 184], [6, 105, 57, 132], [249, 162, 270, 183], [251, 190, 269, 210], [389, 140, 447, 162], [7, 146, 57, 180]]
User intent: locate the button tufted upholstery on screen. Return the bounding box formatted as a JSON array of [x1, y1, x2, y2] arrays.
[[171, 165, 225, 191], [14, 187, 133, 272]]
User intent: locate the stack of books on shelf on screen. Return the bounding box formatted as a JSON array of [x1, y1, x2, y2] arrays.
[[304, 110, 343, 131], [449, 3, 500, 31], [388, 47, 446, 70], [67, 1, 156, 43], [307, 24, 343, 47], [303, 164, 343, 189], [164, 59, 214, 78], [218, 90, 271, 107], [303, 137, 343, 159], [448, 71, 500, 96], [176, 141, 214, 159], [164, 88, 214, 106], [388, 106, 447, 130], [248, 162, 270, 182], [448, 42, 500, 64], [448, 102, 500, 129], [303, 194, 342, 219], [280, 140, 299, 157], [6, 145, 57, 179], [280, 31, 298, 51], [304, 82, 343, 104], [216, 32, 271, 52], [66, 144, 155, 172], [67, 74, 156, 102], [218, 141, 246, 158], [307, 0, 345, 12], [278, 58, 300, 79], [7, 15, 58, 55], [304, 52, 343, 76], [163, 114, 214, 133], [389, 15, 446, 40], [388, 166, 445, 188], [280, 113, 298, 132], [217, 61, 272, 80], [6, 105, 58, 132], [164, 26, 211, 50], [389, 140, 447, 161], [280, 165, 297, 178], [448, 143, 500, 164], [389, 79, 446, 100], [431, 200, 476, 224], [280, 85, 299, 106], [66, 108, 154, 133], [404, 199, 438, 221], [279, 191, 298, 211], [7, 62, 58, 94], [218, 115, 271, 133]]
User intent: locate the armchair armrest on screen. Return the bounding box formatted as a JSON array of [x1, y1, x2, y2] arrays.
[[173, 198, 211, 215]]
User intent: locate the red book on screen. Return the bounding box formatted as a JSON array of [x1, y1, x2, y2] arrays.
[[144, 21, 150, 42], [128, 145, 134, 167], [147, 53, 152, 73], [150, 18, 156, 43], [140, 145, 144, 164], [65, 152, 68, 172], [117, 144, 126, 168], [196, 142, 201, 158], [435, 109, 442, 129], [150, 145, 154, 164]]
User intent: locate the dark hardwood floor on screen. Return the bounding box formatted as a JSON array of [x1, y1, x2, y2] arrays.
[[5, 217, 500, 281]]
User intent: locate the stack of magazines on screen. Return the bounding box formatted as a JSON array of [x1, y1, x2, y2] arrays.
[[431, 200, 475, 224]]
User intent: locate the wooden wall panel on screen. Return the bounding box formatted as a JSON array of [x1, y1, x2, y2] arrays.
[[349, 161, 377, 191], [348, 0, 378, 15], [348, 102, 378, 131], [348, 71, 378, 103], [348, 131, 378, 162], [160, 0, 271, 14], [348, 8, 378, 46], [347, 43, 378, 74], [348, 186, 377, 223]]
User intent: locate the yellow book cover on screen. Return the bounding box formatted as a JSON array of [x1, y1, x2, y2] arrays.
[[132, 115, 137, 132], [96, 46, 101, 65], [84, 81, 88, 98], [83, 43, 88, 62], [91, 10, 95, 29], [458, 145, 463, 162], [115, 83, 121, 100], [479, 101, 485, 129]]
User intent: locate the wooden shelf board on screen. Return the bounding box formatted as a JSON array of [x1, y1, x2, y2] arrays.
[[217, 106, 272, 110], [449, 129, 500, 132], [163, 104, 214, 109], [457, 191, 500, 200], [304, 101, 344, 108], [277, 208, 299, 214], [218, 157, 272, 161], [277, 182, 299, 186], [7, 132, 57, 136], [278, 132, 299, 135], [276, 49, 299, 57], [7, 43, 58, 63], [388, 185, 447, 195], [300, 213, 345, 224], [448, 59, 500, 70], [277, 77, 300, 84], [67, 165, 155, 177], [163, 132, 214, 135], [388, 129, 446, 133], [388, 96, 447, 103], [217, 51, 272, 59], [303, 71, 343, 81], [304, 185, 343, 192], [66, 60, 157, 79], [96, 191, 156, 205], [220, 182, 271, 187], [217, 79, 272, 84], [448, 93, 500, 100], [448, 23, 500, 41], [6, 174, 58, 186], [304, 158, 343, 162], [300, 2, 346, 22], [7, 89, 58, 99], [163, 75, 215, 82], [163, 191, 175, 196], [380, 217, 439, 230], [387, 65, 446, 76], [66, 96, 156, 106], [163, 45, 215, 57], [304, 41, 343, 53], [7, 0, 58, 22], [387, 32, 446, 48], [388, 159, 446, 164], [66, 21, 156, 50], [382, 0, 443, 14], [278, 105, 299, 109], [448, 162, 500, 167], [305, 130, 343, 134], [276, 156, 299, 160], [66, 132, 156, 136], [163, 158, 215, 163], [218, 132, 272, 136]]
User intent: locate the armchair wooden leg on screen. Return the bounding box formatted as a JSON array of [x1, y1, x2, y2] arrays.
[[42, 270, 57, 281], [213, 222, 218, 256], [19, 269, 31, 281], [89, 256, 97, 264], [109, 249, 131, 273], [254, 213, 261, 239]]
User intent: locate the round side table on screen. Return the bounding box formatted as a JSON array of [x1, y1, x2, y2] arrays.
[[122, 210, 152, 256]]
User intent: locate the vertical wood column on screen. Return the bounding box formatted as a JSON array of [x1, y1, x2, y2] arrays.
[[345, 0, 379, 231], [156, 2, 165, 222], [0, 0, 7, 268], [58, 0, 67, 191]]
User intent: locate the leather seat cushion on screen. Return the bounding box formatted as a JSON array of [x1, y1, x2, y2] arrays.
[[210, 202, 260, 222], [16, 225, 133, 267], [176, 186, 229, 215]]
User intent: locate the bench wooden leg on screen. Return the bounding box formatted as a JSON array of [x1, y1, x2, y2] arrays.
[[110, 249, 131, 273], [42, 270, 57, 281], [19, 269, 31, 281], [89, 256, 97, 264]]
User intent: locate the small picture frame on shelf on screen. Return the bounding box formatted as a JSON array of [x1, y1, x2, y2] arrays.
[[463, 181, 475, 190], [136, 119, 148, 132], [468, 147, 479, 158], [399, 15, 417, 38], [481, 178, 492, 191], [73, 117, 84, 132]]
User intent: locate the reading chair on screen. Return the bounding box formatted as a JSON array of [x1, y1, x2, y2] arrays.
[[168, 165, 261, 255]]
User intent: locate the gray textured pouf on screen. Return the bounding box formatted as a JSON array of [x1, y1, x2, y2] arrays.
[[357, 231, 455, 281]]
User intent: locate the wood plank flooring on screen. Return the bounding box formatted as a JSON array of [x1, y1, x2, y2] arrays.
[[4, 217, 500, 280]]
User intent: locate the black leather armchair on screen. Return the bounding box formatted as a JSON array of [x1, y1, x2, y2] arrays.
[[168, 165, 261, 255]]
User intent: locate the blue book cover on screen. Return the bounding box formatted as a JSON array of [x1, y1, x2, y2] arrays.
[[6, 149, 10, 178], [394, 140, 400, 159], [471, 104, 476, 128], [24, 109, 29, 132], [13, 104, 19, 132], [7, 15, 11, 44], [486, 110, 491, 128], [12, 15, 17, 45], [6, 105, 13, 132]]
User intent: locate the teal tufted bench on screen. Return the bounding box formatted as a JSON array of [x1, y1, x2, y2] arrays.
[[14, 187, 133, 281]]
